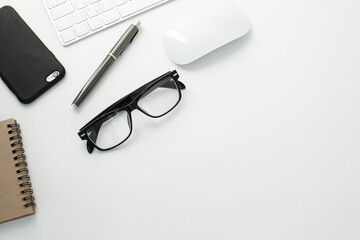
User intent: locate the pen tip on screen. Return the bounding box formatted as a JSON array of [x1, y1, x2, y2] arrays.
[[132, 20, 141, 28], [72, 103, 79, 108]]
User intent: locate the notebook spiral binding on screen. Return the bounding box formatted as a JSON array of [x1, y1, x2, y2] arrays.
[[7, 122, 36, 209]]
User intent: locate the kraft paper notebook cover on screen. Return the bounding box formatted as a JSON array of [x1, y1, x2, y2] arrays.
[[0, 118, 35, 224]]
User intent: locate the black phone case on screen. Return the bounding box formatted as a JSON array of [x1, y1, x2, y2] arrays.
[[0, 6, 65, 104]]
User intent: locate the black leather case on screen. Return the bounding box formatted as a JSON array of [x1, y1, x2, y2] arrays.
[[0, 6, 65, 104]]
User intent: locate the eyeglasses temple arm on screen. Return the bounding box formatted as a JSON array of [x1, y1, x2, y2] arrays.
[[79, 72, 185, 132], [160, 80, 186, 90], [92, 75, 185, 121], [83, 78, 157, 127], [126, 71, 185, 99]]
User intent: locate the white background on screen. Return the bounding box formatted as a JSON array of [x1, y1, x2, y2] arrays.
[[1, 0, 360, 239]]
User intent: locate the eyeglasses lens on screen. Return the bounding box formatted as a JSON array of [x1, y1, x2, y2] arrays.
[[87, 110, 131, 149], [137, 77, 180, 117]]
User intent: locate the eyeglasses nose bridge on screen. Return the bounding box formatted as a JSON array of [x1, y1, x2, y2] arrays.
[[128, 100, 138, 111]]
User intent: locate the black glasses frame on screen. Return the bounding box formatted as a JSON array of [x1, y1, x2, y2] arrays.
[[78, 70, 186, 153]]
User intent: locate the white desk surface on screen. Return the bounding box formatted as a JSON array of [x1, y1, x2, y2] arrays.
[[1, 0, 360, 239]]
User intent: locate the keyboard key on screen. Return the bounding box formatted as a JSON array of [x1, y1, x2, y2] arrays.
[[88, 17, 103, 31], [43, 0, 169, 45], [45, 0, 67, 9], [86, 5, 101, 18], [72, 11, 87, 24], [101, 9, 120, 24], [113, 0, 127, 7], [117, 0, 163, 17], [74, 23, 90, 36], [99, 0, 114, 12], [101, 9, 120, 25], [73, 0, 89, 10], [51, 3, 75, 20], [55, 17, 73, 31], [60, 29, 76, 43]]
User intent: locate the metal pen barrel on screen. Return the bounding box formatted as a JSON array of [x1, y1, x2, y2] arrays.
[[72, 56, 115, 107], [72, 21, 140, 107]]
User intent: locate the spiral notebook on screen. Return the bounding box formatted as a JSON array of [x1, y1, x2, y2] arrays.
[[0, 118, 35, 224]]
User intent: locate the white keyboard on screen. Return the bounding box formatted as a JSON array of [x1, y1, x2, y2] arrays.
[[43, 0, 171, 46]]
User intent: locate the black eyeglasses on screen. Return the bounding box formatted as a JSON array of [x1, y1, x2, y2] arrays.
[[78, 70, 186, 153]]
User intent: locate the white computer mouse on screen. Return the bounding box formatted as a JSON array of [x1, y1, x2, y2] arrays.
[[163, 2, 251, 65]]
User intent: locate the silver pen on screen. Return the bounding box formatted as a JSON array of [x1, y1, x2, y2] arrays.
[[72, 20, 141, 108]]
